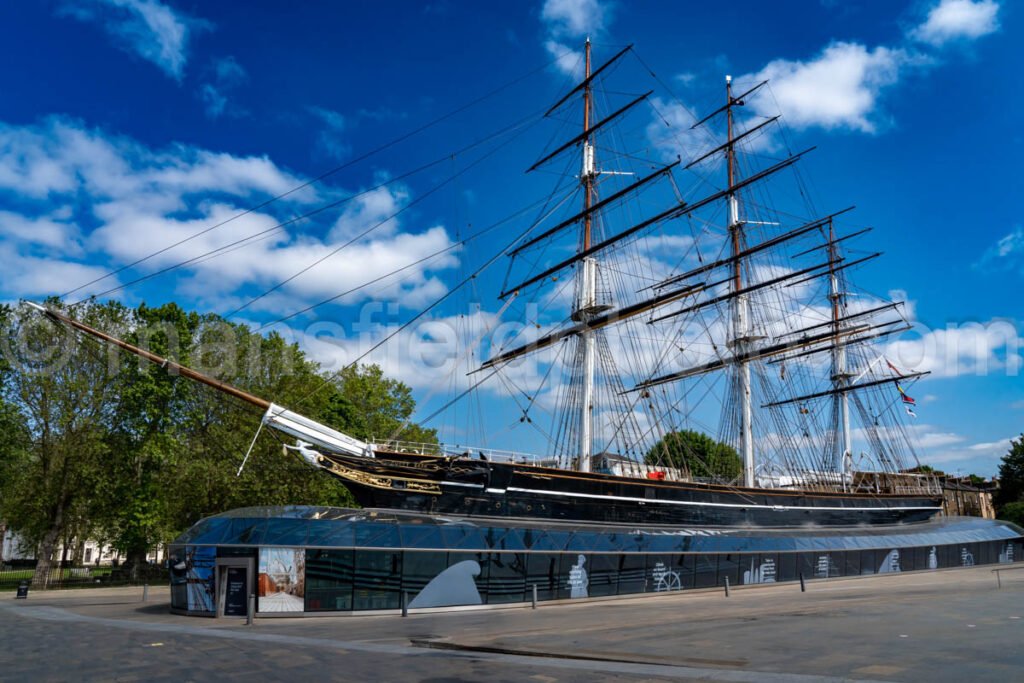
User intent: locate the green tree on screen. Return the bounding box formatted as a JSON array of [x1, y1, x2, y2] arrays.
[[999, 501, 1024, 528], [995, 435, 1024, 515], [0, 299, 127, 585], [645, 429, 742, 481], [1, 300, 439, 583]]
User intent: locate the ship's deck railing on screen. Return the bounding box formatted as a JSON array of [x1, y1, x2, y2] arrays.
[[369, 441, 944, 494]]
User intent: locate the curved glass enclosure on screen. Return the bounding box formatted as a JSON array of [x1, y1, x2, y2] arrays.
[[168, 507, 1024, 616]]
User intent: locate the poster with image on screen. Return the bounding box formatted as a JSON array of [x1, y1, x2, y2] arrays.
[[258, 547, 306, 612], [185, 546, 216, 613]]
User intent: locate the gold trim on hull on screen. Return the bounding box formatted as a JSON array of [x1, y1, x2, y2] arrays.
[[321, 458, 442, 495]]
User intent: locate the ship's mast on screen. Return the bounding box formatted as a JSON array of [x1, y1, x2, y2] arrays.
[[576, 37, 597, 473], [828, 218, 852, 479], [725, 75, 755, 487]]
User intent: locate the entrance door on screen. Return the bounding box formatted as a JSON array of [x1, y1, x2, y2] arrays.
[[216, 558, 254, 618], [223, 566, 248, 616]]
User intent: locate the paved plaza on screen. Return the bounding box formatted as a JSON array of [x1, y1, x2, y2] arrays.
[[1, 565, 1022, 682]]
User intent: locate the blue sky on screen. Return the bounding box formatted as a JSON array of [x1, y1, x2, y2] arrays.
[[0, 0, 1020, 477]]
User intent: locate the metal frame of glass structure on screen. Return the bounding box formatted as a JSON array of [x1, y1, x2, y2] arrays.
[[168, 507, 1024, 616]]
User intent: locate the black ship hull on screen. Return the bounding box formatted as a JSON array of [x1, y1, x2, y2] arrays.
[[320, 450, 942, 528]]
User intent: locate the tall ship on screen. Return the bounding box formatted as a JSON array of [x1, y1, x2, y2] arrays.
[[34, 41, 943, 528]]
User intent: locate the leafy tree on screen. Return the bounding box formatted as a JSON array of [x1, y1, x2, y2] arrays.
[[645, 429, 742, 481], [0, 299, 127, 585], [995, 435, 1024, 515], [999, 501, 1024, 528], [0, 299, 438, 583]]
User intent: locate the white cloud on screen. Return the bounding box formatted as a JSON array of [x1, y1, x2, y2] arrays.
[[0, 243, 116, 298], [976, 226, 1024, 272], [885, 320, 1022, 378], [917, 431, 966, 448], [0, 210, 82, 254], [59, 0, 211, 81], [744, 42, 910, 133], [541, 0, 608, 38], [545, 40, 584, 78], [540, 0, 611, 77], [910, 0, 1000, 47], [0, 117, 459, 313], [968, 437, 1012, 452]]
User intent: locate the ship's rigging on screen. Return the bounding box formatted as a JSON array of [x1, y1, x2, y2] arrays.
[[482, 42, 929, 487], [37, 40, 935, 498]]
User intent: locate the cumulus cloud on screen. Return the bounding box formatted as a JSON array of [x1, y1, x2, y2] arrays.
[[59, 0, 211, 81], [0, 117, 459, 314], [910, 0, 1000, 47], [541, 0, 608, 37], [540, 0, 612, 77], [743, 42, 911, 133], [885, 320, 1022, 378]]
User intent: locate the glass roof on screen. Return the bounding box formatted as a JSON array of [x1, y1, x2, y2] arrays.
[[172, 506, 1023, 554]]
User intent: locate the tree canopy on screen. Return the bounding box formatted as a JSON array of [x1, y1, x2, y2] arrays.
[[0, 300, 436, 581], [644, 429, 742, 481], [995, 434, 1024, 526]]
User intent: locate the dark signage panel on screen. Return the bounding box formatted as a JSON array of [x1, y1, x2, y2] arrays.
[[223, 567, 248, 616]]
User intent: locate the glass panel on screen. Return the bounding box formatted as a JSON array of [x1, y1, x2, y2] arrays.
[[227, 519, 267, 546], [646, 554, 676, 593], [305, 549, 353, 612], [526, 554, 561, 601], [399, 552, 448, 602], [440, 525, 487, 550], [717, 554, 741, 587], [353, 523, 399, 549], [776, 552, 798, 582], [262, 519, 310, 547], [305, 521, 354, 549], [694, 554, 718, 588], [742, 553, 778, 585], [399, 525, 444, 550], [587, 553, 618, 597], [486, 553, 527, 604], [352, 550, 402, 610], [842, 551, 860, 577], [616, 555, 647, 595], [168, 546, 188, 610], [559, 553, 590, 600]]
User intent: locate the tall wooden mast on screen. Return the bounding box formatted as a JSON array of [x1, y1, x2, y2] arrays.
[[576, 37, 597, 472], [725, 75, 755, 487]]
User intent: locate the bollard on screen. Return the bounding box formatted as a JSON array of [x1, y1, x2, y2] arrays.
[[724, 577, 730, 597], [401, 591, 408, 618], [995, 570, 1002, 589], [142, 584, 149, 602], [531, 583, 538, 610], [799, 572, 806, 593], [246, 594, 255, 626]]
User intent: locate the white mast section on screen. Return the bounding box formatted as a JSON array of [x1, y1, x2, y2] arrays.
[[576, 38, 597, 473], [725, 75, 756, 488]]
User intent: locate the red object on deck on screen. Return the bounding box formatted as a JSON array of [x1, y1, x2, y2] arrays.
[[646, 471, 666, 480]]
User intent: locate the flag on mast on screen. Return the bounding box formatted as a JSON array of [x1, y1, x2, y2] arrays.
[[896, 382, 916, 405]]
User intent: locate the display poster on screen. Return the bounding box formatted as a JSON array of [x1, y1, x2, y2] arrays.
[[258, 547, 305, 612], [186, 546, 216, 613]]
